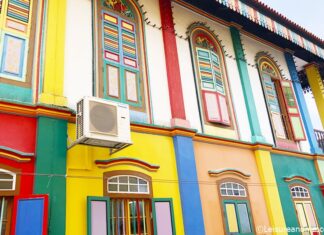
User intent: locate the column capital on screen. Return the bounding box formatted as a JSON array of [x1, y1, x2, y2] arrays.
[[304, 62, 320, 70]]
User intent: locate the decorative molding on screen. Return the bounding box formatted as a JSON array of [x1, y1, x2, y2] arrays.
[[0, 100, 75, 121], [0, 146, 33, 162], [208, 168, 251, 179], [95, 157, 160, 171], [284, 175, 312, 184]]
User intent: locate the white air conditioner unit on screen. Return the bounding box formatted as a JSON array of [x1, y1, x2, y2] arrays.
[[75, 97, 132, 149]]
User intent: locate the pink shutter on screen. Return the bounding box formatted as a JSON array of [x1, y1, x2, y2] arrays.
[[218, 94, 231, 126], [202, 91, 221, 123]]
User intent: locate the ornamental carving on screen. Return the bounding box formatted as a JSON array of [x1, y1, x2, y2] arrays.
[[103, 0, 134, 18]]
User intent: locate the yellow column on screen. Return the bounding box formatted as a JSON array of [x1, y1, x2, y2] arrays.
[[39, 0, 67, 106], [304, 63, 324, 127], [255, 150, 287, 235]]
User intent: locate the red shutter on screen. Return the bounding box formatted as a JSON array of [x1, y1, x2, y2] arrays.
[[280, 80, 306, 141]]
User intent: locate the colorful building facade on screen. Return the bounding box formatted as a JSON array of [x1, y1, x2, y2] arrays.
[[0, 0, 323, 235]]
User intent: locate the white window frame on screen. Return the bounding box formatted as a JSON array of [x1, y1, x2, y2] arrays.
[[107, 175, 149, 194], [220, 182, 247, 197], [0, 169, 16, 191]]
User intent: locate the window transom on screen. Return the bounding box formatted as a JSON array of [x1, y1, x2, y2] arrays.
[[107, 175, 149, 194], [291, 186, 310, 198], [220, 182, 247, 197]]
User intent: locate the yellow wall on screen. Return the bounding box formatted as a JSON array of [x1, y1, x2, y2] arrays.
[[39, 0, 67, 106], [66, 124, 185, 235], [255, 150, 287, 235], [305, 64, 324, 127]]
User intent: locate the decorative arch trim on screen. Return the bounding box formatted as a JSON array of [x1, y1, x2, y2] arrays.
[[255, 51, 284, 79], [187, 22, 226, 55], [0, 146, 33, 162], [284, 175, 312, 184], [208, 168, 251, 179], [95, 157, 160, 171]]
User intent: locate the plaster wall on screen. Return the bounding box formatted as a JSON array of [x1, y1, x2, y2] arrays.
[[66, 124, 185, 235], [193, 141, 271, 234], [64, 0, 172, 126], [272, 154, 324, 232], [242, 34, 311, 152], [172, 2, 251, 141]]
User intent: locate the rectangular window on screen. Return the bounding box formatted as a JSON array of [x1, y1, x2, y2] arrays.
[[88, 197, 152, 235], [224, 201, 253, 235], [0, 197, 12, 235], [295, 202, 319, 234], [152, 199, 176, 235], [102, 11, 141, 107]]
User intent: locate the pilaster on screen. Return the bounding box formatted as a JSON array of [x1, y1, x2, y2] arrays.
[[159, 0, 190, 128], [39, 0, 67, 106], [304, 63, 324, 127], [230, 26, 265, 143], [254, 150, 287, 235], [285, 53, 322, 153], [34, 116, 67, 235], [173, 135, 205, 235]]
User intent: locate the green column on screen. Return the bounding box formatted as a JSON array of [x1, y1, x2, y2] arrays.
[[230, 26, 265, 143], [34, 116, 67, 235]]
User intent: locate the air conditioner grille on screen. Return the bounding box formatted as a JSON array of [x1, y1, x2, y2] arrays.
[[76, 99, 84, 139], [89, 101, 118, 135]]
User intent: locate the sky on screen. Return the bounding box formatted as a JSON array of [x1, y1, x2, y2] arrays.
[[260, 0, 324, 39], [260, 0, 324, 130]]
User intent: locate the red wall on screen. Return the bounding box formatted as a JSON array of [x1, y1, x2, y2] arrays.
[[0, 113, 36, 195], [0, 113, 36, 153]]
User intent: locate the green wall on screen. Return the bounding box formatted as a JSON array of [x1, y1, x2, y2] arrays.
[[34, 116, 67, 235], [272, 154, 324, 234]]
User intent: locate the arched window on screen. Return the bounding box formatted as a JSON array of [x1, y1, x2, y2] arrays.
[[104, 171, 152, 234], [257, 55, 306, 148], [220, 182, 247, 197], [219, 180, 254, 234], [0, 169, 16, 191], [94, 0, 148, 121], [289, 185, 319, 234], [190, 26, 233, 128], [291, 186, 310, 199], [107, 175, 149, 194], [88, 171, 176, 235]]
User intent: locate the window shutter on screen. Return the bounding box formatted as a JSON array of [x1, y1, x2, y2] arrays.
[[11, 195, 48, 235], [280, 80, 306, 141], [121, 20, 138, 68], [202, 91, 221, 123], [218, 94, 230, 125], [197, 48, 215, 90], [197, 48, 231, 126], [152, 199, 175, 235], [87, 197, 110, 235], [103, 13, 120, 62]]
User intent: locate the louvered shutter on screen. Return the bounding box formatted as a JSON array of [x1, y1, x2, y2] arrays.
[[280, 80, 306, 141]]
